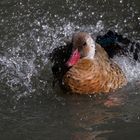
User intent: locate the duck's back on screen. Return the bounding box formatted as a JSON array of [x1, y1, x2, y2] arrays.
[[63, 44, 127, 94]]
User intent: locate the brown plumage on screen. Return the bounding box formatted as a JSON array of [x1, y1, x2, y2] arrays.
[[63, 32, 127, 94]]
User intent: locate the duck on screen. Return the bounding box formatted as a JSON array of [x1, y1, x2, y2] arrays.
[[62, 32, 127, 94], [50, 31, 128, 94]]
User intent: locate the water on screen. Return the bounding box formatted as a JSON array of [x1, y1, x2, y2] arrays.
[[0, 0, 140, 139]]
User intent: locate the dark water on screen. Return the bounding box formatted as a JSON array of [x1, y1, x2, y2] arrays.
[[0, 0, 140, 139]]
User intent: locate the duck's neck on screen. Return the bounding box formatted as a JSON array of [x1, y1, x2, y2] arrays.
[[85, 44, 96, 60]]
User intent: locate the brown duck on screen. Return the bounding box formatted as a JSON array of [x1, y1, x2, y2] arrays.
[[62, 32, 127, 94]]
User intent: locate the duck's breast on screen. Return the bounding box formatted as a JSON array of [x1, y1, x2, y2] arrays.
[[63, 58, 104, 94]]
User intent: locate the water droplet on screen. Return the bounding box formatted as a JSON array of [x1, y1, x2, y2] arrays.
[[96, 20, 104, 31], [78, 12, 83, 17], [100, 14, 103, 18], [37, 38, 40, 42], [124, 19, 127, 23], [91, 12, 94, 15], [120, 0, 123, 3]]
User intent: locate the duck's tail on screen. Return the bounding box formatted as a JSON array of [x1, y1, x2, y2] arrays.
[[96, 30, 140, 61]]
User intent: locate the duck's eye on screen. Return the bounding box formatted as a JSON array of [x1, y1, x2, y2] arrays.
[[83, 42, 86, 46]]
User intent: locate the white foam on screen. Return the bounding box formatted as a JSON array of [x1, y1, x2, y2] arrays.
[[113, 55, 140, 82]]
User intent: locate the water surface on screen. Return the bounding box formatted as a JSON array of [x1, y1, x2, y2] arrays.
[[0, 0, 140, 140]]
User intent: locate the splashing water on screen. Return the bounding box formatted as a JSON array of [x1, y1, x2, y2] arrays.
[[0, 0, 140, 101], [0, 20, 140, 100], [114, 56, 140, 82]]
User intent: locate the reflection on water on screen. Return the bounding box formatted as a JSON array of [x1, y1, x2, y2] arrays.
[[0, 0, 140, 140]]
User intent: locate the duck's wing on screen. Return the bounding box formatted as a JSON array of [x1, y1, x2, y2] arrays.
[[49, 43, 73, 84], [96, 30, 140, 61]]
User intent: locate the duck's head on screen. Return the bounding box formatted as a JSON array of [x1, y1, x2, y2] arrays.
[[66, 32, 96, 67]]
